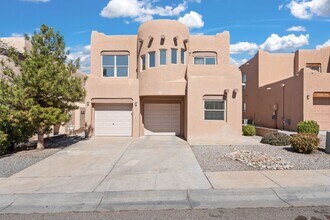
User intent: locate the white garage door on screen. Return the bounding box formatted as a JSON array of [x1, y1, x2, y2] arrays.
[[312, 98, 330, 130], [144, 103, 181, 136], [94, 104, 132, 136]]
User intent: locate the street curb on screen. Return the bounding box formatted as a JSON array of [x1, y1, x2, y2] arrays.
[[0, 186, 329, 214]]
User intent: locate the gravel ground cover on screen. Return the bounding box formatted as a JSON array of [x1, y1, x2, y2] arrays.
[[191, 135, 330, 172], [0, 135, 82, 178]]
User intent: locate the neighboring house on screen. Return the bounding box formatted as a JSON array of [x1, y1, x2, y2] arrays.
[[240, 47, 330, 131], [86, 19, 242, 145], [0, 37, 86, 136]]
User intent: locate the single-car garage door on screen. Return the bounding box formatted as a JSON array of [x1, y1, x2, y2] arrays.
[[144, 103, 181, 136], [94, 104, 132, 136], [312, 97, 330, 130]]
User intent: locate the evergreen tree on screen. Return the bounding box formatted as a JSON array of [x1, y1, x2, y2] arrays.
[[0, 24, 86, 150]]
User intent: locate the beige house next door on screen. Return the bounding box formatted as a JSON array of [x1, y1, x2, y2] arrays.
[[94, 104, 132, 136], [144, 103, 181, 136]]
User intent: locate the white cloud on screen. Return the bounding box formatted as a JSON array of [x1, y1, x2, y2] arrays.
[[260, 34, 309, 52], [10, 33, 24, 37], [286, 25, 307, 32], [100, 0, 187, 23], [67, 45, 91, 74], [20, 0, 50, 2], [178, 11, 204, 29], [316, 39, 330, 48], [230, 42, 259, 55], [230, 57, 248, 66], [286, 0, 330, 19]]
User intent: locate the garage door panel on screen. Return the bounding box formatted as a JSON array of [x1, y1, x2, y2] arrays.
[[144, 103, 181, 136], [94, 104, 132, 136], [312, 98, 330, 130]]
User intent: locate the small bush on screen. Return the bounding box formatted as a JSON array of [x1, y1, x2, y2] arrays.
[[291, 133, 320, 154], [297, 120, 319, 135], [260, 132, 291, 146], [242, 125, 256, 136], [0, 131, 8, 153]]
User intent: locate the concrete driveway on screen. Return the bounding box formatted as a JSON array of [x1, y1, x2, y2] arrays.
[[0, 136, 211, 194]]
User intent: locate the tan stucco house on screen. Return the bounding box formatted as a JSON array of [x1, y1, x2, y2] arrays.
[[86, 19, 242, 145], [240, 46, 330, 131]]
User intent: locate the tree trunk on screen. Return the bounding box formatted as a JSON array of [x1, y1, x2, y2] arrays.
[[37, 129, 45, 150]]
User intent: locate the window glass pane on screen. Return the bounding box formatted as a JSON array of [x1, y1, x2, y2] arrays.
[[205, 57, 216, 65], [103, 67, 114, 77], [103, 55, 114, 66], [141, 55, 146, 70], [194, 57, 204, 65], [205, 111, 224, 120], [149, 51, 155, 68], [116, 55, 128, 66], [205, 100, 225, 110], [160, 49, 166, 65], [117, 67, 128, 77], [171, 49, 177, 64], [181, 49, 185, 64]]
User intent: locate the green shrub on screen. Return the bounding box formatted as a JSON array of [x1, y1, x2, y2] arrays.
[[0, 131, 8, 153], [242, 125, 256, 136], [297, 120, 319, 134], [260, 132, 291, 146], [291, 133, 320, 154]]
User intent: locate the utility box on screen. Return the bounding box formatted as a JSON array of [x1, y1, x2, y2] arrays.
[[326, 132, 330, 154]]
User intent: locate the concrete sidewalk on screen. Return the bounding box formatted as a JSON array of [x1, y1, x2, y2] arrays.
[[0, 186, 329, 214]]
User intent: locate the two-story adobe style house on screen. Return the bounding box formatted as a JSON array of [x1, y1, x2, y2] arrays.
[[240, 47, 330, 131], [86, 20, 242, 145]]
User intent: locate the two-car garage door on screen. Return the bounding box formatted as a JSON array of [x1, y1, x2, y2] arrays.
[[94, 104, 132, 136]]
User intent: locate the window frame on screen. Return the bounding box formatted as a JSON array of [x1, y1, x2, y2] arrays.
[[148, 51, 156, 68], [141, 55, 146, 71], [180, 48, 186, 64], [194, 56, 217, 65], [171, 48, 178, 64], [159, 49, 167, 66], [306, 63, 321, 72], [204, 99, 226, 121], [102, 55, 129, 78]]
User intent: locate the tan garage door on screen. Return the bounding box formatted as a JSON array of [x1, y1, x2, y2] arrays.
[[94, 104, 132, 136], [312, 98, 330, 130], [144, 103, 181, 136]]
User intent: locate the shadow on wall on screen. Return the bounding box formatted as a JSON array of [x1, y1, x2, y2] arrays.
[[328, 56, 330, 73]]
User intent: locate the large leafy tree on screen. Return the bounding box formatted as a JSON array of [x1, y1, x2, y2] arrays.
[[0, 24, 86, 150]]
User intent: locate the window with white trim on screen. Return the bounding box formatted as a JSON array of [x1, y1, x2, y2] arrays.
[[102, 55, 128, 77], [141, 55, 146, 71], [194, 56, 216, 65], [160, 49, 166, 65], [149, 51, 156, 68], [306, 63, 321, 72], [171, 48, 178, 64], [204, 100, 225, 120]]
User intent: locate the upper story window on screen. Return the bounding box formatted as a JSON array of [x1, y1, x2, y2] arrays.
[[160, 49, 167, 65], [306, 63, 321, 72], [242, 74, 247, 83], [102, 55, 129, 78], [141, 55, 146, 71], [194, 57, 216, 65], [148, 51, 156, 68], [204, 99, 226, 120], [171, 49, 178, 64], [181, 49, 186, 64]]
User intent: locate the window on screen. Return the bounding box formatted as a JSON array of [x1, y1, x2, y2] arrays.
[[242, 74, 247, 83], [102, 55, 128, 78], [149, 51, 156, 68], [141, 55, 146, 71], [181, 48, 185, 64], [204, 100, 225, 120], [160, 49, 167, 65], [243, 103, 246, 112], [171, 49, 178, 64], [306, 63, 321, 72], [194, 56, 216, 65]]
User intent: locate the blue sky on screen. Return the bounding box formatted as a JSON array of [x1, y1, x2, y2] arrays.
[[1, 0, 329, 73]]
